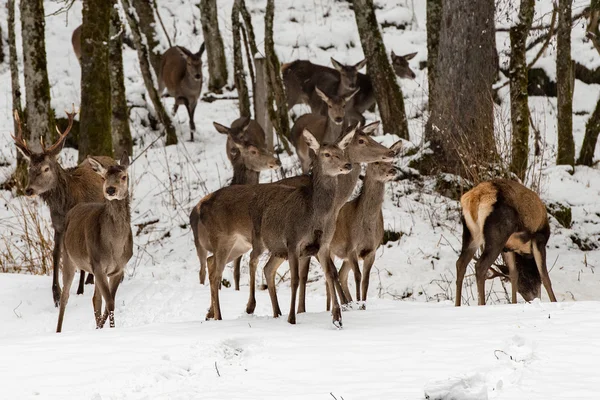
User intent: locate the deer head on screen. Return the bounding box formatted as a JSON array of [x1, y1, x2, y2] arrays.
[[177, 43, 205, 82], [391, 51, 417, 79], [331, 57, 367, 92], [88, 152, 130, 201], [315, 87, 359, 125]]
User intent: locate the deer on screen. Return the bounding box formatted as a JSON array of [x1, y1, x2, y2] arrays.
[[158, 43, 206, 141], [190, 118, 280, 286], [455, 179, 558, 306], [72, 25, 82, 62], [327, 161, 398, 307], [56, 152, 133, 333], [11, 108, 117, 306], [290, 87, 359, 173], [485, 254, 542, 302]]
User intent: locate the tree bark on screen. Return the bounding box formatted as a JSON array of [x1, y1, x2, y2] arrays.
[[426, 0, 442, 113], [122, 0, 178, 145], [131, 0, 163, 77], [265, 0, 291, 153], [200, 0, 228, 93], [509, 0, 535, 180], [20, 0, 54, 152], [353, 0, 409, 139], [109, 2, 133, 157], [557, 0, 575, 166], [232, 0, 251, 117], [426, 0, 498, 179], [79, 0, 113, 161]]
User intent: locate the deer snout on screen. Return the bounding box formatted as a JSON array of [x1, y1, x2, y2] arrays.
[[194, 74, 201, 80], [25, 187, 35, 196], [343, 163, 352, 171], [106, 187, 116, 196], [408, 70, 416, 79], [269, 159, 282, 169], [334, 117, 344, 125], [382, 150, 396, 161]]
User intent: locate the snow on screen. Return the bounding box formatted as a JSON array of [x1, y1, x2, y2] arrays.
[[0, 0, 599, 399]]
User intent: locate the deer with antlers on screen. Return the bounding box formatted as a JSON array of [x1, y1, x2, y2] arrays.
[[12, 107, 116, 306]]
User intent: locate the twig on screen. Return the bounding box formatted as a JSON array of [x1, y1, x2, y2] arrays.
[[13, 301, 22, 318], [131, 131, 167, 164], [527, 7, 557, 69], [153, 0, 173, 48], [214, 361, 221, 377]]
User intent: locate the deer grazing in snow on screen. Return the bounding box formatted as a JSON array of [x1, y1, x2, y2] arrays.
[[159, 43, 206, 141], [290, 87, 359, 173], [191, 117, 280, 286], [56, 152, 133, 333], [455, 179, 557, 306], [12, 108, 116, 305]]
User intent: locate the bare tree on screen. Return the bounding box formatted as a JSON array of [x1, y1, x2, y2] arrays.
[[232, 0, 251, 117], [109, 2, 133, 156], [426, 0, 498, 179], [353, 0, 409, 139], [131, 0, 163, 77], [426, 0, 442, 112], [20, 0, 54, 151], [556, 0, 575, 166], [200, 0, 228, 93], [509, 0, 535, 180], [79, 0, 113, 160]]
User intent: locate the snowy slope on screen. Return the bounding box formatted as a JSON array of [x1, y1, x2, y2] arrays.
[[0, 0, 599, 398]]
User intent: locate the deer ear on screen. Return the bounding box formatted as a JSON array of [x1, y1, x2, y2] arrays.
[[302, 129, 320, 152], [176, 47, 189, 60], [240, 117, 251, 132], [391, 50, 397, 59], [354, 58, 367, 71], [403, 52, 417, 60], [213, 122, 231, 135], [390, 140, 403, 155], [330, 57, 343, 71], [361, 121, 380, 135], [338, 127, 356, 150], [315, 87, 330, 104], [88, 157, 107, 176], [197, 42, 206, 57], [119, 151, 130, 168]]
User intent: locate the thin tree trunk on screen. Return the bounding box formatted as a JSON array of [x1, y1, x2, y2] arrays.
[[265, 0, 291, 153], [79, 0, 113, 161], [232, 0, 250, 117], [0, 23, 4, 64], [426, 0, 498, 179], [557, 0, 575, 166], [239, 0, 258, 55], [109, 2, 133, 157], [200, 0, 228, 93], [426, 0, 442, 113], [131, 0, 163, 78], [353, 0, 409, 139], [577, 0, 600, 165], [122, 0, 178, 145], [509, 0, 535, 180], [20, 0, 53, 152]]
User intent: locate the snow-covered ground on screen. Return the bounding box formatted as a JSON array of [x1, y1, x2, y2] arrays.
[[0, 0, 599, 398]]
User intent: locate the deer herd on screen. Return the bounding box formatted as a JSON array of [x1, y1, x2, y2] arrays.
[[7, 28, 558, 333]]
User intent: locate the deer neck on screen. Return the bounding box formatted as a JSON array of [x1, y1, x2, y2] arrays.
[[323, 117, 343, 144], [335, 165, 361, 209], [105, 197, 131, 227], [310, 161, 339, 219], [231, 163, 259, 185], [41, 165, 70, 216], [356, 176, 385, 216]]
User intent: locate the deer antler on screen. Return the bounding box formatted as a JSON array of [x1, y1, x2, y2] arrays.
[[11, 109, 32, 158], [45, 104, 77, 155]]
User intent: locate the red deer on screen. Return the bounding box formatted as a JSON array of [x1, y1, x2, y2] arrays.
[[72, 25, 82, 62], [455, 179, 557, 306], [158, 44, 206, 141], [56, 152, 133, 332], [11, 108, 116, 305]]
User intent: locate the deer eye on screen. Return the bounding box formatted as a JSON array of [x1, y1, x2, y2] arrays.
[[43, 167, 50, 173], [251, 150, 257, 155], [324, 153, 331, 158], [358, 139, 365, 144], [374, 162, 379, 165], [121, 176, 127, 182]]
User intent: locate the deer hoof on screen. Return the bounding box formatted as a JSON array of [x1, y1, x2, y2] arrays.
[[332, 320, 343, 330]]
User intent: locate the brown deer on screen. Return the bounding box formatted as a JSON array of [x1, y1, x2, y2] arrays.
[[72, 25, 82, 62], [328, 161, 398, 306], [158, 43, 205, 141], [290, 87, 359, 173], [56, 152, 133, 333], [191, 118, 280, 286], [455, 179, 558, 306], [486, 255, 542, 302], [11, 108, 116, 306]]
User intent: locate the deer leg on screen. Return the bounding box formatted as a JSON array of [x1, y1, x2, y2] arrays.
[[246, 250, 260, 315], [85, 273, 94, 285], [187, 100, 197, 139], [52, 231, 62, 307], [338, 259, 356, 303], [198, 249, 209, 285], [287, 254, 300, 325], [330, 258, 349, 306], [205, 257, 215, 319], [318, 250, 342, 328], [92, 285, 102, 328], [207, 248, 230, 321], [56, 257, 75, 333], [76, 270, 86, 295], [106, 270, 125, 328], [233, 256, 242, 291], [297, 257, 310, 314], [264, 255, 285, 318], [532, 239, 557, 302], [502, 252, 519, 304], [455, 218, 477, 306], [361, 252, 376, 304], [93, 270, 113, 329]]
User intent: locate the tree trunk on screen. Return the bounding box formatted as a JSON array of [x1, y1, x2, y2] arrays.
[[426, 0, 498, 180], [20, 0, 53, 152], [426, 0, 442, 113], [232, 0, 251, 117], [0, 22, 4, 64], [122, 0, 178, 145], [353, 0, 409, 139], [79, 0, 113, 161], [109, 2, 133, 157], [200, 0, 228, 93], [557, 0, 575, 166], [131, 0, 163, 77], [577, 0, 600, 166], [509, 0, 535, 180], [264, 0, 291, 153]]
